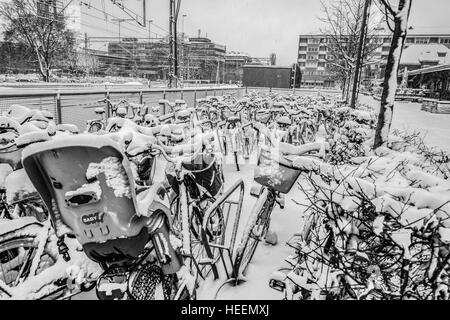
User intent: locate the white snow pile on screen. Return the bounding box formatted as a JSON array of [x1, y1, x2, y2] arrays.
[[86, 157, 132, 198], [65, 181, 102, 200]]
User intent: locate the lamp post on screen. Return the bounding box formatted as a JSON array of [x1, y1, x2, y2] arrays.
[[148, 20, 153, 42]]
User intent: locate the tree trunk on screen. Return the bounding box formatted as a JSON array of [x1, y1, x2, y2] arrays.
[[373, 0, 412, 149], [342, 77, 347, 100], [345, 71, 352, 102], [350, 0, 371, 108]]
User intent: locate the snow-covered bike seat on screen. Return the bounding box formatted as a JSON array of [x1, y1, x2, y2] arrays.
[[4, 168, 39, 204], [22, 135, 151, 263]]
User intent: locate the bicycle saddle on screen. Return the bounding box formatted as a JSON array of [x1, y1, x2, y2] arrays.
[[95, 107, 106, 115], [227, 116, 241, 124], [56, 124, 79, 134], [144, 114, 160, 127], [175, 110, 191, 123], [116, 107, 128, 117], [4, 168, 39, 204], [15, 130, 51, 148], [0, 116, 21, 133], [277, 116, 292, 126]]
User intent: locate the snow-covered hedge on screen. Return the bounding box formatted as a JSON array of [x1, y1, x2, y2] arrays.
[[288, 134, 450, 300]]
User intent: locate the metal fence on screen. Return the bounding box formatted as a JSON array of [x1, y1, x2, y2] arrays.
[[0, 87, 245, 131], [0, 86, 341, 131]]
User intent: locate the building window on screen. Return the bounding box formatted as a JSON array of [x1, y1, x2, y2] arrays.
[[299, 38, 308, 43], [299, 62, 306, 67], [382, 46, 390, 52], [299, 46, 307, 51], [415, 38, 428, 44], [318, 62, 325, 67], [318, 54, 326, 60], [307, 55, 315, 60], [308, 47, 318, 52], [319, 46, 327, 51], [299, 54, 306, 59]]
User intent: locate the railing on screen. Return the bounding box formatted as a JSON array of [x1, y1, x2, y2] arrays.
[[0, 86, 341, 130], [0, 86, 245, 130]]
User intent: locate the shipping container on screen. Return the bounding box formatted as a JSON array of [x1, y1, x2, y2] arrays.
[[243, 65, 295, 88]]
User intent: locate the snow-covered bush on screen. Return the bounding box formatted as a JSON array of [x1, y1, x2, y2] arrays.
[[287, 141, 450, 300], [326, 103, 377, 165]]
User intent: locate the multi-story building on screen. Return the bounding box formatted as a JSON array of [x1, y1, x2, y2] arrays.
[[183, 37, 227, 83], [104, 36, 228, 82], [297, 28, 450, 88], [107, 39, 171, 80], [104, 38, 226, 83], [224, 52, 251, 84]]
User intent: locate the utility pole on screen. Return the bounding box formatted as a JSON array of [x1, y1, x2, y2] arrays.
[[148, 20, 153, 42], [169, 0, 175, 88], [350, 0, 372, 108], [181, 14, 187, 82], [169, 0, 182, 88], [112, 18, 134, 41]]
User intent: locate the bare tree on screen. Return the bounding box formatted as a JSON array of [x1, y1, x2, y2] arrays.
[[319, 0, 383, 101], [0, 0, 77, 82], [373, 0, 413, 149]]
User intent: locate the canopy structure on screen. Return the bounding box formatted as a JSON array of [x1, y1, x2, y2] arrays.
[[403, 64, 450, 100]]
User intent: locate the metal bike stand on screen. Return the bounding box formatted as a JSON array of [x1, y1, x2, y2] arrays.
[[199, 179, 245, 296]]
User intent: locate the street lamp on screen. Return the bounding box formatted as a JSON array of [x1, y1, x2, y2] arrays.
[[148, 19, 153, 42]]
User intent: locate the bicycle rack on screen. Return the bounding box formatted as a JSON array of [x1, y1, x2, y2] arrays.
[[199, 178, 245, 296]]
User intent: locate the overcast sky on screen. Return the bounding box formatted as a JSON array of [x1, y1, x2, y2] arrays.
[[75, 0, 450, 65]]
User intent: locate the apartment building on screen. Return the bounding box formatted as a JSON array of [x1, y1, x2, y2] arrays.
[[298, 28, 450, 88]]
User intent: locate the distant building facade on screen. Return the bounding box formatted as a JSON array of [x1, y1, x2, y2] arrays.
[[297, 29, 450, 88], [183, 37, 227, 82]]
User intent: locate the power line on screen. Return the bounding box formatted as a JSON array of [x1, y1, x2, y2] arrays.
[[79, 1, 169, 35], [80, 11, 156, 38]]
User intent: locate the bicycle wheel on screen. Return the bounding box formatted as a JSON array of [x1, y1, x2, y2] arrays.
[[0, 236, 58, 299], [234, 190, 275, 276]]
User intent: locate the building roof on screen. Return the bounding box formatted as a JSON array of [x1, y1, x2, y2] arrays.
[[407, 27, 450, 36], [299, 28, 450, 38], [401, 44, 450, 66], [243, 65, 291, 69], [408, 64, 450, 76]]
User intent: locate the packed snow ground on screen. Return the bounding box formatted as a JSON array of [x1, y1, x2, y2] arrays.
[[74, 96, 450, 300], [360, 95, 450, 152]]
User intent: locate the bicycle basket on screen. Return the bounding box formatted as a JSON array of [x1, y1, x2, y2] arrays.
[[254, 149, 301, 194], [165, 153, 223, 198]]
